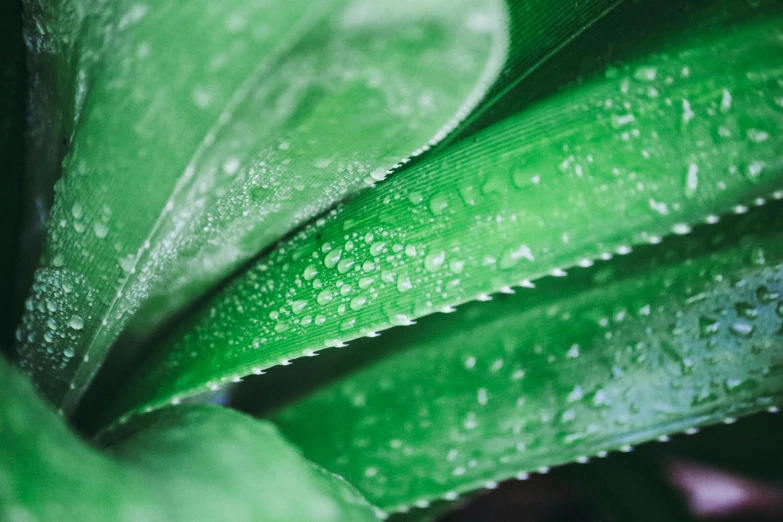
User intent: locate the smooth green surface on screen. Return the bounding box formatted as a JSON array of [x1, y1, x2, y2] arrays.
[[16, 0, 505, 413], [269, 203, 783, 511], [0, 356, 380, 521], [114, 13, 783, 415]]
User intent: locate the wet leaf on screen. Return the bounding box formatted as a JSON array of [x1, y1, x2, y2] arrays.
[[0, 356, 380, 521], [269, 203, 783, 511], [16, 0, 506, 412], [112, 10, 783, 416]]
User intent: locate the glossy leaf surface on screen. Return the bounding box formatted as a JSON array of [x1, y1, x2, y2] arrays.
[[0, 356, 379, 521], [114, 11, 783, 415], [16, 0, 505, 412], [270, 203, 783, 511]]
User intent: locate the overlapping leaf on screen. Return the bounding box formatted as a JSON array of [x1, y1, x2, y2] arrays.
[[0, 356, 380, 521], [112, 10, 783, 416], [269, 202, 783, 511], [16, 0, 506, 412]]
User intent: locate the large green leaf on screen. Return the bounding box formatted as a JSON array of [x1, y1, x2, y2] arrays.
[[15, 0, 506, 412], [439, 0, 625, 143], [0, 355, 380, 521], [450, 0, 780, 142], [268, 202, 783, 512], [112, 8, 783, 416]]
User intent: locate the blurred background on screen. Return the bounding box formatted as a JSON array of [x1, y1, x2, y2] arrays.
[[431, 412, 783, 521]]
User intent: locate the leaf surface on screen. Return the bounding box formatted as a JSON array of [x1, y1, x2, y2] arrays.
[[269, 203, 783, 511], [113, 10, 783, 415], [16, 0, 506, 412], [0, 356, 380, 521]]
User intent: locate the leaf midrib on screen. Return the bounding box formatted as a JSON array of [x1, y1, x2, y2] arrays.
[[60, 1, 340, 414]]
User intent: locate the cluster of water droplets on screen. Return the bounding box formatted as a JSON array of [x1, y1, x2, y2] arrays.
[[271, 198, 783, 508], [149, 25, 783, 404], [15, 268, 100, 402]]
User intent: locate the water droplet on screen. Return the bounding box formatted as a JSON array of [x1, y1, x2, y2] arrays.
[[747, 161, 764, 180], [429, 195, 449, 215], [747, 129, 770, 143], [720, 89, 732, 112], [291, 300, 308, 314], [118, 254, 135, 273], [567, 386, 584, 402], [68, 315, 84, 330], [685, 163, 699, 198], [756, 285, 780, 303], [370, 242, 386, 256], [222, 157, 240, 175], [317, 290, 333, 306], [63, 347, 75, 358], [397, 273, 413, 292], [303, 264, 318, 281], [424, 251, 445, 272], [682, 98, 695, 125], [324, 248, 342, 268], [699, 316, 720, 337], [93, 222, 109, 238], [362, 260, 375, 272], [729, 321, 754, 338], [341, 318, 356, 331], [633, 66, 657, 81], [408, 192, 423, 205], [672, 223, 691, 235], [274, 322, 290, 333], [71, 203, 83, 219], [458, 185, 478, 206], [735, 302, 759, 320], [350, 296, 367, 311], [337, 257, 355, 274], [499, 244, 534, 269], [315, 315, 326, 326], [611, 113, 635, 128], [358, 277, 374, 289]]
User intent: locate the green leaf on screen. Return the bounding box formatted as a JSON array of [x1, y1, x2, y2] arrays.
[[451, 0, 780, 141], [16, 0, 506, 412], [0, 356, 380, 521], [112, 8, 783, 416], [267, 202, 783, 512], [437, 0, 626, 143]]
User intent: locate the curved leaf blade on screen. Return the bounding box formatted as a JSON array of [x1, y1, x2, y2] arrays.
[[0, 356, 380, 521], [270, 204, 783, 511], [16, 0, 507, 412], [113, 11, 783, 415]]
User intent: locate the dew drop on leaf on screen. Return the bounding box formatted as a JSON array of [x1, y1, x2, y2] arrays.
[[68, 315, 84, 330]]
